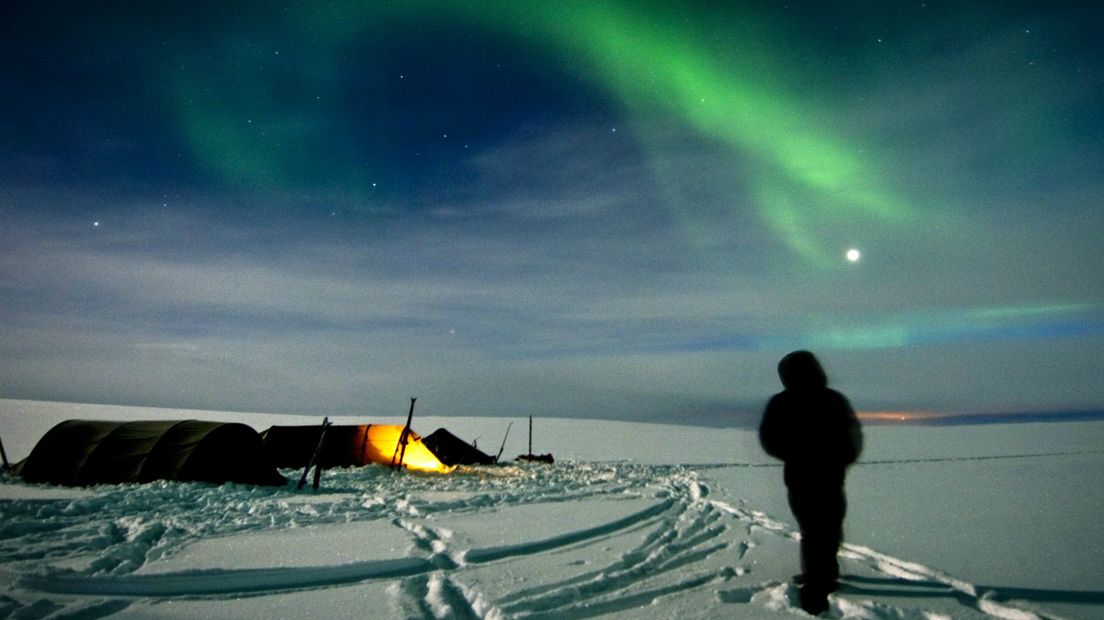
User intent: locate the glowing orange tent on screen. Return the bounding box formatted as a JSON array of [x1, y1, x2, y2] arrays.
[[262, 424, 452, 473]]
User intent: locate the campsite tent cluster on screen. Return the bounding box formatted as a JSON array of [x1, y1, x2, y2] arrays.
[[9, 419, 498, 487]]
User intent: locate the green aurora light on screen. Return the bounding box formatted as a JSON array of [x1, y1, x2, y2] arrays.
[[167, 1, 914, 265]]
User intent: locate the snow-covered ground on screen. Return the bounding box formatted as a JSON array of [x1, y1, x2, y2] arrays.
[[1, 399, 1102, 619]]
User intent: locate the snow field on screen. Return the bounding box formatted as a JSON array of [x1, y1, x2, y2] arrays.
[[1, 400, 1102, 619]]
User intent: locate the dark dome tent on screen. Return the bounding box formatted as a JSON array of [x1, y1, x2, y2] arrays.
[[421, 428, 495, 466], [12, 420, 286, 487]]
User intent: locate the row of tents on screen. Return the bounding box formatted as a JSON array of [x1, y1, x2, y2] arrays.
[[7, 419, 500, 487]]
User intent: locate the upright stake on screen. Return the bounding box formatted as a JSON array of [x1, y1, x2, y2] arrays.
[[391, 397, 416, 469], [528, 415, 533, 456], [494, 421, 513, 463], [298, 417, 331, 491], [358, 425, 370, 464]]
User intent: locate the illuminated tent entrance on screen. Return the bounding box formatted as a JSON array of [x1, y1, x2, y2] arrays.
[[12, 420, 286, 487], [262, 424, 452, 473]]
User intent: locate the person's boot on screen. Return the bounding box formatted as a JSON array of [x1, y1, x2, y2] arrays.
[[799, 582, 830, 616]]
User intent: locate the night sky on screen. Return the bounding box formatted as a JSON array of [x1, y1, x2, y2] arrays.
[[3, 2, 1103, 425]]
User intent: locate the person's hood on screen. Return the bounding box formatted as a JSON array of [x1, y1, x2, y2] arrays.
[[777, 350, 828, 389]]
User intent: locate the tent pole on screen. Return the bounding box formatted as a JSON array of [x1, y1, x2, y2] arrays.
[[359, 425, 370, 465], [494, 422, 513, 463], [391, 397, 416, 469], [298, 417, 330, 491]]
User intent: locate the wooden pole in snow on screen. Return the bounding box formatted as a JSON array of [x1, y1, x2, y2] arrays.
[[391, 397, 416, 469], [494, 421, 513, 463], [298, 417, 330, 491]]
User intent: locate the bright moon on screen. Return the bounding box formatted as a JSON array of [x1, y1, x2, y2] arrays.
[[846, 248, 861, 263]]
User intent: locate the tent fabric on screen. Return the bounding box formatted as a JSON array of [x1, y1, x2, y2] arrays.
[[12, 420, 286, 487], [422, 428, 495, 466], [262, 424, 452, 473]]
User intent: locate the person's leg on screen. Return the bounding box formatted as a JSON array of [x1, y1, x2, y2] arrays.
[[789, 487, 846, 615], [807, 488, 845, 585], [796, 525, 834, 615], [787, 489, 813, 578]]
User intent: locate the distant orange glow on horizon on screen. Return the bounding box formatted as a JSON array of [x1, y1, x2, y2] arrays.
[[857, 411, 946, 423]]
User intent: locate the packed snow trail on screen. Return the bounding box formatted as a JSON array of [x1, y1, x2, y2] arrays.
[[0, 462, 1080, 619]]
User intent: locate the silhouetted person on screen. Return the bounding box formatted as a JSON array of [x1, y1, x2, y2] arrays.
[[759, 351, 863, 615]]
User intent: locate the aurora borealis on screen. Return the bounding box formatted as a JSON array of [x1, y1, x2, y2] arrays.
[[2, 1, 1102, 424]]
